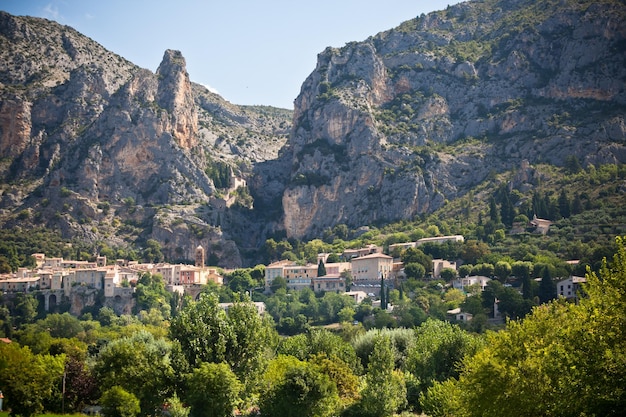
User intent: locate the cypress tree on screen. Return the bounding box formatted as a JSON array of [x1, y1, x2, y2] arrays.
[[317, 259, 326, 277]]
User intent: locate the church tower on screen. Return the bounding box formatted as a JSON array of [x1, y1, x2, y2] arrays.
[[195, 245, 205, 268]]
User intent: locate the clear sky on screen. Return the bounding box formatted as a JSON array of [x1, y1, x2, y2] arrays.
[[2, 0, 461, 109]]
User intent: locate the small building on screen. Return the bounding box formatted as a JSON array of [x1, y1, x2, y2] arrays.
[[452, 275, 491, 292], [346, 290, 368, 304], [264, 260, 293, 291], [0, 277, 40, 292], [312, 275, 345, 292], [530, 214, 552, 235], [416, 235, 464, 246], [219, 301, 266, 315], [557, 276, 586, 301], [432, 259, 457, 279], [342, 244, 383, 260], [284, 264, 318, 291], [351, 253, 393, 282]]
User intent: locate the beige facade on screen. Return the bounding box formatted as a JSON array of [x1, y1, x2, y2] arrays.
[[351, 253, 393, 282], [432, 259, 457, 279]]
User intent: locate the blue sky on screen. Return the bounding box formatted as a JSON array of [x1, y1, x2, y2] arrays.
[[2, 0, 460, 109]]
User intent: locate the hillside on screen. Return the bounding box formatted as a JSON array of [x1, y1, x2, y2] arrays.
[[1, 0, 626, 267], [277, 0, 626, 239]]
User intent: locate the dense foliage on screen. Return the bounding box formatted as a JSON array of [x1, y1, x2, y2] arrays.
[[0, 233, 625, 416]]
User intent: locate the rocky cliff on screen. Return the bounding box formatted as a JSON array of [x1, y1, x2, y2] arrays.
[[280, 0, 626, 238], [0, 11, 290, 267], [1, 0, 625, 264]]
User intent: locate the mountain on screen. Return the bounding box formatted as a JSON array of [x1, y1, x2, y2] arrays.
[[1, 0, 625, 267], [276, 0, 626, 238], [0, 11, 291, 267]]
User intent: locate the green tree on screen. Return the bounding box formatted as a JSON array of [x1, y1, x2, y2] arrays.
[[135, 273, 171, 318], [337, 306, 356, 323], [170, 293, 277, 399], [406, 319, 483, 402], [358, 335, 407, 416], [164, 395, 189, 417], [169, 293, 232, 367], [270, 276, 287, 293], [12, 293, 38, 328], [185, 362, 242, 417], [100, 386, 140, 417], [226, 269, 255, 294], [511, 261, 534, 299], [493, 261, 512, 283], [460, 240, 490, 265], [457, 264, 472, 278], [225, 296, 278, 397], [402, 248, 432, 274], [538, 266, 556, 304], [439, 267, 457, 282], [93, 331, 175, 414], [0, 343, 65, 417], [452, 237, 626, 416], [404, 262, 426, 280], [558, 189, 571, 218], [317, 259, 327, 276], [142, 239, 164, 263], [260, 360, 340, 417]]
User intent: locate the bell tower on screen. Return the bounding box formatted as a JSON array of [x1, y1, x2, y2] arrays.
[[195, 245, 205, 268]]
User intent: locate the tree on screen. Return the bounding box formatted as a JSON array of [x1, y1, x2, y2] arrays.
[[224, 296, 278, 397], [317, 259, 327, 276], [226, 269, 255, 294], [472, 262, 494, 277], [439, 267, 457, 282], [0, 343, 65, 417], [170, 293, 277, 399], [142, 239, 164, 263], [493, 261, 512, 283], [12, 293, 38, 328], [185, 362, 242, 417], [134, 273, 171, 318], [511, 261, 534, 299], [538, 266, 556, 304], [358, 335, 407, 416], [100, 386, 140, 417], [93, 330, 175, 414], [404, 262, 426, 280], [260, 360, 340, 417], [164, 395, 189, 417], [337, 306, 356, 323], [270, 276, 287, 293], [558, 189, 571, 218], [450, 237, 626, 416], [406, 319, 483, 398], [458, 264, 472, 278], [169, 293, 232, 367], [460, 240, 490, 265], [402, 248, 432, 274]]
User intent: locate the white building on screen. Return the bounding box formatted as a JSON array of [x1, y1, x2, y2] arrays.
[[557, 276, 586, 301], [452, 275, 491, 292]]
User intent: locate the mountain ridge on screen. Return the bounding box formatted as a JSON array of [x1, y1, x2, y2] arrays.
[[1, 0, 625, 267]]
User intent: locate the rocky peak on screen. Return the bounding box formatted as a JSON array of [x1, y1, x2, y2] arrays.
[[281, 0, 626, 239], [156, 49, 198, 149]]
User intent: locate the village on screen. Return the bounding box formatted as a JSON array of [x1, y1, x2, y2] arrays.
[[0, 233, 585, 321]]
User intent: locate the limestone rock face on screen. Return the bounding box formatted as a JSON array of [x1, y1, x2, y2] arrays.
[[0, 11, 291, 267], [156, 49, 198, 149], [281, 0, 626, 239]]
